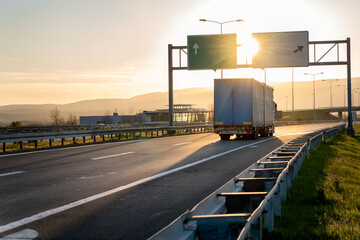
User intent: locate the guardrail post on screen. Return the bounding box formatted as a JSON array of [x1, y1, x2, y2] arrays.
[[102, 135, 105, 141], [3, 142, 6, 152], [264, 198, 274, 232], [19, 141, 23, 150], [280, 179, 286, 201], [83, 136, 86, 143], [286, 172, 292, 190], [274, 188, 281, 217], [34, 140, 38, 149], [49, 139, 52, 147], [93, 135, 96, 143], [289, 165, 295, 182], [73, 137, 76, 144], [249, 216, 262, 240], [61, 138, 64, 145]]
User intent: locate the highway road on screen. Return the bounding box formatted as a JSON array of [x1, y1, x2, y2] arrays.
[[0, 122, 342, 240]]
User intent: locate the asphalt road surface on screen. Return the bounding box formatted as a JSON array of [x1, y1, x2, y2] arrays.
[[0, 123, 342, 240]]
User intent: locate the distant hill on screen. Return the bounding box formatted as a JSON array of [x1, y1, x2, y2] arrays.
[[270, 77, 360, 111], [0, 78, 359, 126], [0, 87, 213, 125]]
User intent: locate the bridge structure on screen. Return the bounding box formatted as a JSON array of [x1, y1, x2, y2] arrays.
[[319, 105, 360, 119], [281, 106, 359, 121]]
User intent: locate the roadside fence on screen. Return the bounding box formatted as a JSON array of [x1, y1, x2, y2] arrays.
[[0, 125, 214, 153]]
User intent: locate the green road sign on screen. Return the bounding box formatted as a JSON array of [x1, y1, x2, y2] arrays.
[[187, 34, 237, 70], [252, 31, 309, 68]]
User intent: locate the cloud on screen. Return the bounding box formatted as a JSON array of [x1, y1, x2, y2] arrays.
[[0, 66, 138, 84]]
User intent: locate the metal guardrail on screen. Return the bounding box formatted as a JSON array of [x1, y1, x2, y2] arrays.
[[0, 124, 213, 134], [0, 125, 214, 153], [274, 120, 345, 126], [150, 123, 346, 240]]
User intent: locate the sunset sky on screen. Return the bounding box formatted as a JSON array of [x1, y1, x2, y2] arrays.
[[1, 0, 360, 105]]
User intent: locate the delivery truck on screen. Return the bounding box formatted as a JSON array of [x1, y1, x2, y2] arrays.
[[214, 78, 274, 140]]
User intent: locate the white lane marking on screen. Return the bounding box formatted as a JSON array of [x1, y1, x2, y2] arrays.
[[172, 142, 192, 147], [91, 152, 134, 160], [279, 130, 315, 136], [77, 175, 104, 180], [1, 228, 38, 239], [0, 137, 274, 234], [0, 171, 26, 178], [0, 140, 143, 158], [78, 172, 117, 180]]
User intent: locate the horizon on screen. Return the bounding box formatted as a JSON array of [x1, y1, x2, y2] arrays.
[[0, 77, 359, 107]]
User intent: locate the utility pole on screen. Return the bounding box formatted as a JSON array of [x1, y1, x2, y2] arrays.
[[304, 72, 324, 121]]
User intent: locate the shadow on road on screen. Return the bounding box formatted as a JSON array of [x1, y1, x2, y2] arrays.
[[39, 135, 285, 240]]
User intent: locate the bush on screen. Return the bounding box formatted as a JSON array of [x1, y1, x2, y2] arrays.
[[9, 121, 22, 127]]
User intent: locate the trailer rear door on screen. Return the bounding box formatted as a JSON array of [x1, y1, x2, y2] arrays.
[[233, 79, 252, 125], [215, 80, 234, 125]]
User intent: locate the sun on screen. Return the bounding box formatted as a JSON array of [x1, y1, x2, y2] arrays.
[[237, 36, 259, 64]]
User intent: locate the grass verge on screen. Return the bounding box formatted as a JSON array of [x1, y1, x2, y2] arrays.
[[265, 124, 360, 240]]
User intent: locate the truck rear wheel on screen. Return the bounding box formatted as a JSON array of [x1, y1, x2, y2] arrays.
[[220, 134, 231, 140], [260, 127, 268, 137], [251, 128, 259, 139], [269, 129, 273, 136]]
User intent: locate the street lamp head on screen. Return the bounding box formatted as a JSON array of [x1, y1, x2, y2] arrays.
[[199, 19, 244, 24], [304, 72, 324, 76]]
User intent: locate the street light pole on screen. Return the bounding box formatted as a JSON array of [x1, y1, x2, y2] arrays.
[[355, 90, 360, 106], [322, 79, 339, 120], [353, 88, 360, 105], [337, 84, 347, 120], [199, 19, 243, 79], [292, 68, 295, 121], [304, 72, 324, 121], [337, 84, 346, 107]]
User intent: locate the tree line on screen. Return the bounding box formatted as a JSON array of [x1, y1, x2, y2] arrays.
[[50, 107, 79, 125], [8, 107, 78, 127]]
